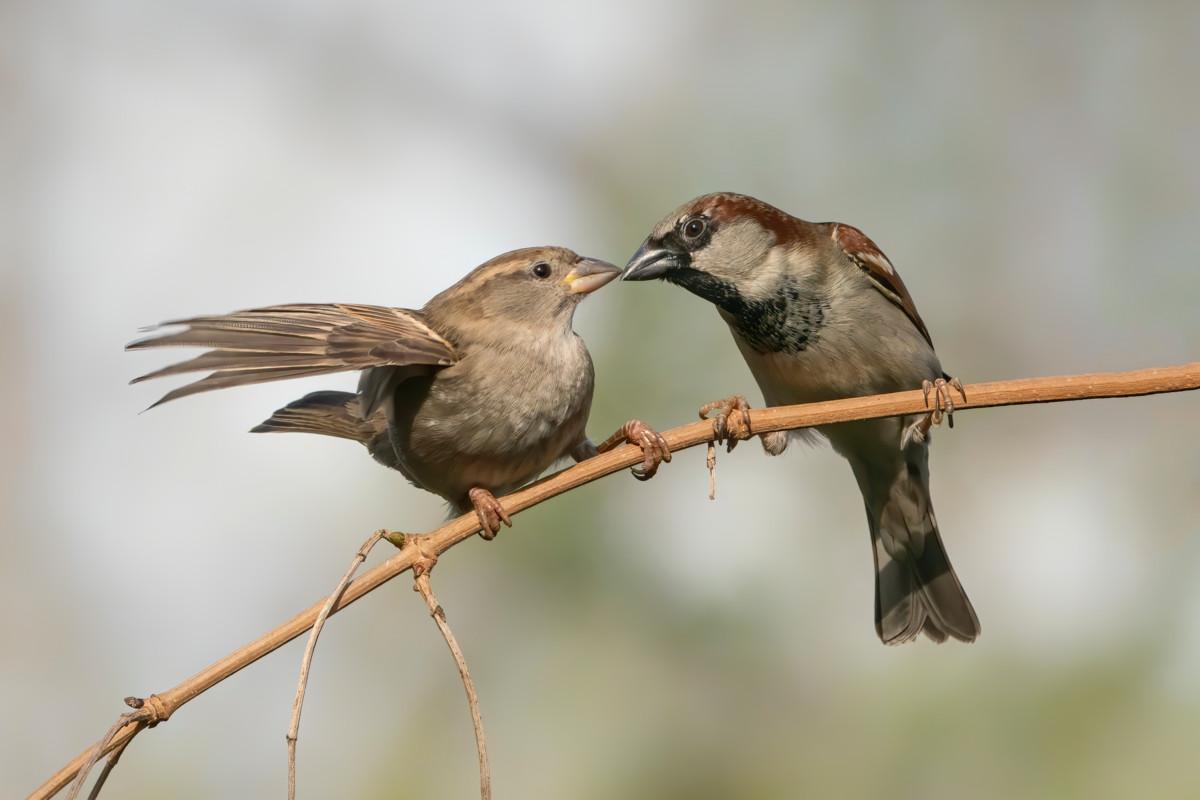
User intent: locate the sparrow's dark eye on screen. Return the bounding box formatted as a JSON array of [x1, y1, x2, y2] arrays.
[[531, 262, 552, 279], [682, 216, 708, 240]]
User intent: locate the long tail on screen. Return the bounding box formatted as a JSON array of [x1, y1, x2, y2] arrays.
[[851, 447, 979, 644], [251, 391, 399, 471]]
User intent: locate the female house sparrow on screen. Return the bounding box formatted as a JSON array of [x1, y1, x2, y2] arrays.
[[129, 247, 670, 537], [623, 193, 978, 644]]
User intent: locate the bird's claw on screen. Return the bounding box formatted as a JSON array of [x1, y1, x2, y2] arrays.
[[468, 487, 512, 540], [597, 419, 672, 480], [698, 395, 753, 452], [904, 376, 967, 449], [922, 375, 966, 427]]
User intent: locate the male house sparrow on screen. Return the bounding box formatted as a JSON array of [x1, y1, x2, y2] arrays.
[[623, 193, 978, 644], [129, 247, 670, 537]]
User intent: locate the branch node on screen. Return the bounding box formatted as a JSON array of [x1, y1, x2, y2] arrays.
[[129, 694, 171, 727], [397, 532, 439, 577], [64, 711, 145, 800]]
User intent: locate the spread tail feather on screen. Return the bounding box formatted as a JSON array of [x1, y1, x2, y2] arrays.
[[853, 449, 979, 645], [871, 515, 979, 644]]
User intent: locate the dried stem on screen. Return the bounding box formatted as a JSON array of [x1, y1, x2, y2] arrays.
[[29, 362, 1200, 800], [412, 567, 491, 800], [85, 734, 133, 800], [63, 715, 135, 800], [706, 442, 717, 500], [287, 529, 386, 800]]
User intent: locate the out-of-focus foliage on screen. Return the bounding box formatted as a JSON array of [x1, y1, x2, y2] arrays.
[[3, 2, 1199, 797]]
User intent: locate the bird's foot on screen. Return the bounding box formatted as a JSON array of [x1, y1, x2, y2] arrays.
[[924, 375, 966, 426], [902, 375, 967, 449], [597, 419, 672, 480], [468, 487, 512, 540], [699, 395, 753, 452]]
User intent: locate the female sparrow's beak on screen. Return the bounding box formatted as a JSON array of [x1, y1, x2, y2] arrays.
[[621, 238, 687, 281], [564, 258, 622, 294]]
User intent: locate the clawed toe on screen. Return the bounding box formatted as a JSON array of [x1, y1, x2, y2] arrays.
[[923, 375, 967, 427], [699, 395, 752, 452], [468, 487, 511, 540], [599, 419, 671, 480], [906, 375, 968, 449]]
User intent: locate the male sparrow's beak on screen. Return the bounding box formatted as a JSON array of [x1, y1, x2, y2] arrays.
[[621, 239, 686, 281], [563, 258, 622, 295]]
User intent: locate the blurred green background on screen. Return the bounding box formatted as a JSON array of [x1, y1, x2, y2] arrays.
[[4, 2, 1200, 798]]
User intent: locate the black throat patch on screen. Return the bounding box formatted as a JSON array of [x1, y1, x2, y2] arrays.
[[665, 268, 829, 354]]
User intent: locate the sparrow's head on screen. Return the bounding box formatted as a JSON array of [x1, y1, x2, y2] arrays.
[[622, 192, 821, 304], [425, 246, 620, 335]]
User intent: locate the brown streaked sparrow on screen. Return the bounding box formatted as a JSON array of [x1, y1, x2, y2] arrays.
[[623, 193, 978, 644], [129, 247, 671, 538]]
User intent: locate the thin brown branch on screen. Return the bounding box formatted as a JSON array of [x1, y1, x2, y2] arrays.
[[63, 715, 134, 800], [706, 441, 717, 500], [29, 361, 1200, 800], [63, 692, 166, 800], [287, 529, 386, 800], [85, 733, 133, 800], [406, 539, 491, 800]]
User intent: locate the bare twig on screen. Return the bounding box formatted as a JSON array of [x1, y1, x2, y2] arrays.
[[404, 535, 491, 800], [85, 734, 133, 800], [29, 362, 1200, 800], [706, 441, 717, 500], [287, 529, 386, 800], [64, 715, 134, 800], [63, 693, 167, 800]]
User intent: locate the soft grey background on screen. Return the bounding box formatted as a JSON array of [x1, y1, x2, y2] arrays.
[[4, 1, 1200, 798]]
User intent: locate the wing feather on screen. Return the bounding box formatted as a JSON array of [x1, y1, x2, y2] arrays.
[[832, 224, 934, 348], [128, 303, 458, 407]]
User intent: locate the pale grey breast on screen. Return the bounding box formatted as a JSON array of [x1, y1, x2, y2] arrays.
[[392, 333, 594, 506]]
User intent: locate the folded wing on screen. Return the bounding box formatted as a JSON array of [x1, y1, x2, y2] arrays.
[[831, 223, 934, 349]]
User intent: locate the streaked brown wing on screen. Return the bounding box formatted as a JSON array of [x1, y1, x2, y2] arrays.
[[128, 303, 457, 407], [832, 224, 934, 348]]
